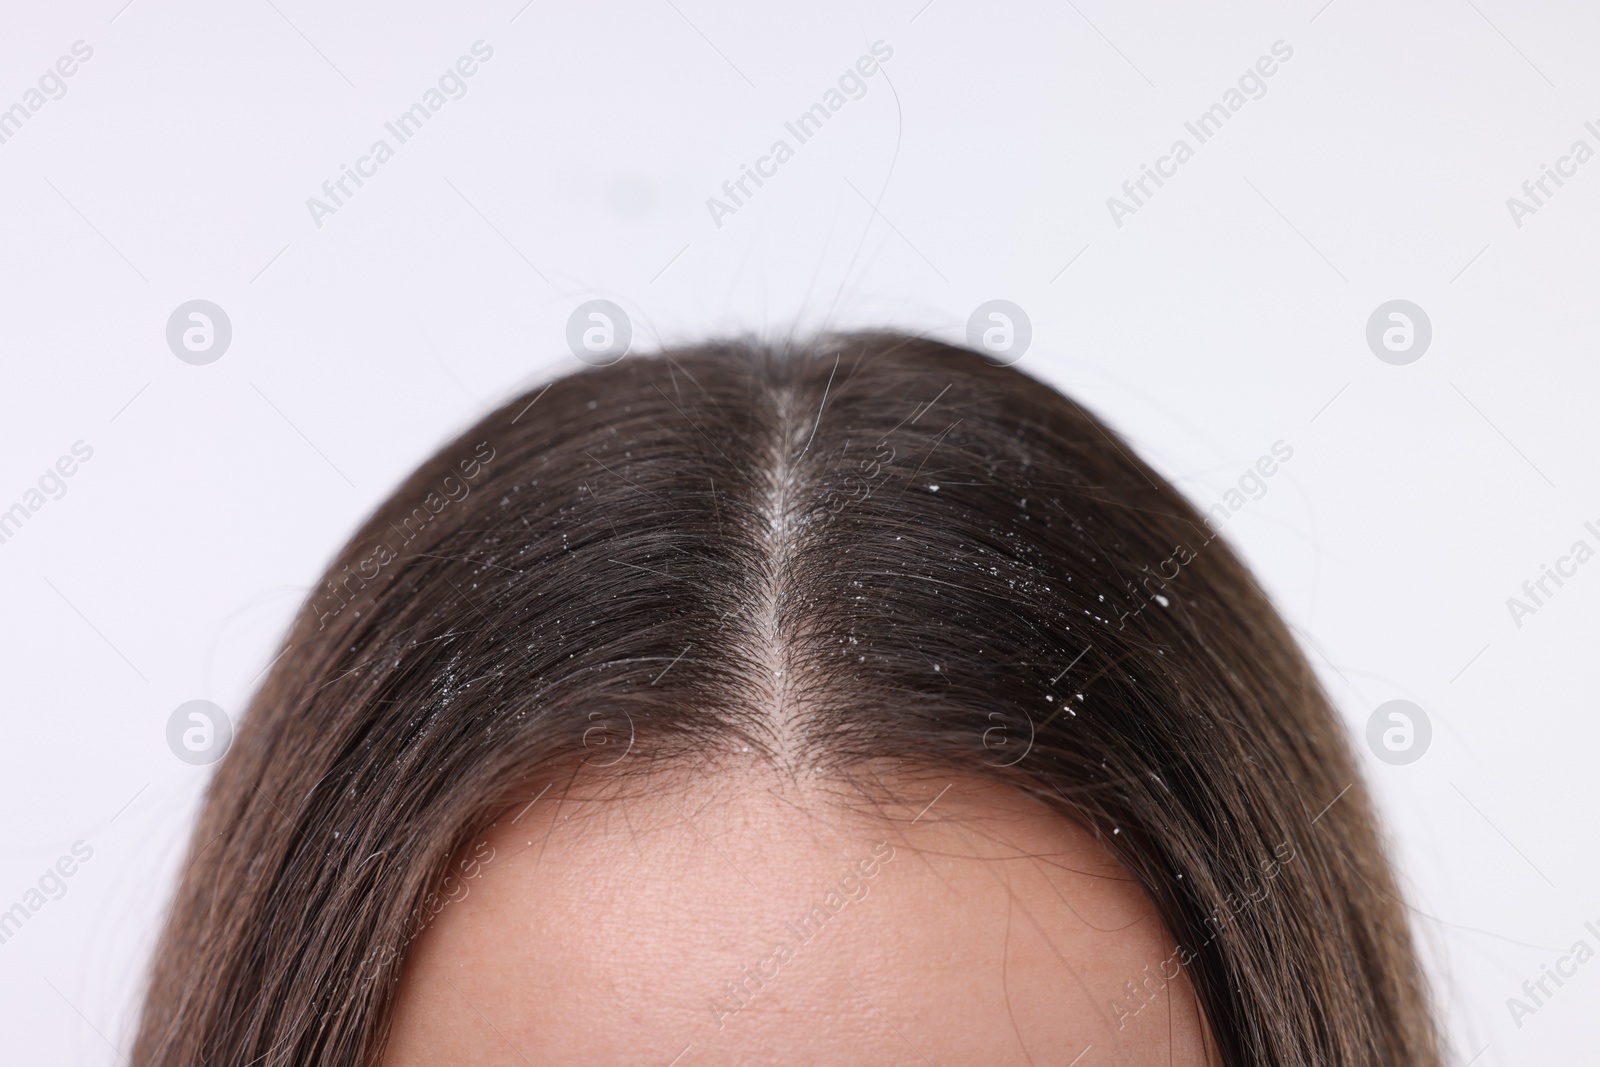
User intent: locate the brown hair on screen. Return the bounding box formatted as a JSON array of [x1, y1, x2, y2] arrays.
[[133, 333, 1440, 1065]]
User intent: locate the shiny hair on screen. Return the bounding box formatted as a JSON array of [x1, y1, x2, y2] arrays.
[[134, 332, 1440, 1065]]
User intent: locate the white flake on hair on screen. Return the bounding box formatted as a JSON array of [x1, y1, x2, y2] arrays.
[[752, 373, 809, 767]]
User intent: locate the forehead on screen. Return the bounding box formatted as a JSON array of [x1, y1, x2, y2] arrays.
[[382, 765, 1212, 1066]]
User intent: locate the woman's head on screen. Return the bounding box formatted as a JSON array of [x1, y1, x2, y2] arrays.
[[134, 333, 1439, 1065]]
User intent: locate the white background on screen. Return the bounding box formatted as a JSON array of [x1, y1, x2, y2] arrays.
[[1, 1, 1597, 1063]]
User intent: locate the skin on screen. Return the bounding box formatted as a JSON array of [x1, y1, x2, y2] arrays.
[[384, 761, 1216, 1066]]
